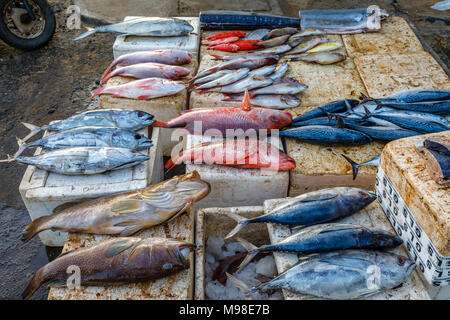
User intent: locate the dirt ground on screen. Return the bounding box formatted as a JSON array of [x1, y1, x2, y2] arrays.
[[0, 0, 448, 300]]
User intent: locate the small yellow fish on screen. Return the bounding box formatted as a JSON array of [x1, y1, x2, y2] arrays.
[[307, 42, 342, 53]]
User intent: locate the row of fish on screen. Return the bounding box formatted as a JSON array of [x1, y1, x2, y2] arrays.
[[282, 89, 450, 147], [222, 187, 415, 299], [3, 109, 156, 175], [93, 49, 194, 100], [22, 171, 210, 299]]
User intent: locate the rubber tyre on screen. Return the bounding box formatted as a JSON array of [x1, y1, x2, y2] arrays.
[[0, 0, 55, 50]]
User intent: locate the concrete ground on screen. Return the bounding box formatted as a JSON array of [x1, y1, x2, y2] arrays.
[[0, 0, 448, 300]]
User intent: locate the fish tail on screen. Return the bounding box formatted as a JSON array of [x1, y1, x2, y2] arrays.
[[90, 87, 104, 99], [224, 212, 250, 239], [236, 238, 259, 272], [0, 154, 15, 163], [14, 137, 29, 158], [22, 216, 51, 242], [341, 154, 360, 180], [164, 157, 178, 174], [99, 71, 114, 85], [101, 60, 118, 82], [72, 27, 97, 41], [21, 122, 42, 143], [22, 268, 45, 300], [210, 54, 223, 60], [226, 272, 257, 298]]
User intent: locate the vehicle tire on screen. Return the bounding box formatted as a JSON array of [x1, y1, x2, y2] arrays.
[[0, 0, 56, 50]]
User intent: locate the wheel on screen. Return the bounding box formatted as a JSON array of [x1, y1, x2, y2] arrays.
[[0, 0, 55, 50]]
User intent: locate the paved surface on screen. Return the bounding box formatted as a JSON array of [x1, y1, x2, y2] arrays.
[[0, 0, 448, 300]]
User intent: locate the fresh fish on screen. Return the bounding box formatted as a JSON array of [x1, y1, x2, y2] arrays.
[[165, 139, 296, 172], [194, 68, 249, 90], [365, 107, 450, 126], [252, 44, 292, 55], [243, 29, 270, 40], [203, 36, 240, 46], [248, 64, 277, 77], [290, 116, 368, 127], [248, 78, 308, 96], [192, 57, 278, 81], [91, 78, 185, 100], [192, 70, 233, 86], [370, 114, 449, 134], [233, 39, 263, 50], [209, 43, 239, 52], [199, 10, 300, 30], [290, 51, 347, 64], [381, 89, 450, 103], [14, 126, 153, 158], [20, 109, 155, 143], [300, 6, 388, 34], [73, 17, 194, 41], [22, 237, 194, 299], [288, 29, 325, 47], [1, 147, 149, 176], [228, 249, 415, 299], [101, 49, 192, 81], [236, 223, 403, 270], [342, 154, 380, 180], [418, 144, 450, 186], [268, 62, 289, 81], [282, 37, 328, 56], [279, 125, 372, 146], [293, 99, 360, 122], [306, 41, 342, 53], [223, 94, 300, 109], [204, 30, 246, 41], [344, 124, 420, 142], [224, 187, 376, 238], [253, 35, 289, 48], [423, 136, 450, 156], [22, 171, 210, 242], [377, 100, 450, 115], [100, 63, 190, 84], [264, 27, 298, 39], [152, 91, 292, 134], [204, 75, 273, 94]]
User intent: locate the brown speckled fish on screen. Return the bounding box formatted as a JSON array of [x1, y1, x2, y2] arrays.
[[22, 171, 210, 242], [22, 237, 194, 299]]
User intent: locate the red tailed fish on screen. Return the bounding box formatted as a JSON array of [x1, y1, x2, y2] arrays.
[[152, 90, 293, 134], [100, 62, 190, 84], [204, 31, 246, 41], [91, 78, 185, 100], [165, 138, 296, 172], [101, 49, 192, 82], [209, 43, 239, 52], [203, 36, 239, 46]]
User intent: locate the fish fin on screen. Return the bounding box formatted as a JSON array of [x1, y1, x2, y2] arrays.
[[226, 272, 256, 298], [101, 61, 117, 82], [224, 212, 250, 239], [21, 122, 42, 143], [165, 201, 192, 223], [336, 116, 345, 128], [110, 199, 144, 215], [13, 137, 29, 158], [344, 99, 354, 112], [0, 154, 15, 163], [341, 154, 359, 180], [90, 87, 104, 99], [22, 216, 51, 242], [105, 238, 142, 257], [236, 238, 259, 272], [237, 237, 258, 251], [73, 27, 97, 41], [52, 199, 90, 214], [22, 269, 44, 300], [241, 90, 251, 111], [118, 224, 144, 237]]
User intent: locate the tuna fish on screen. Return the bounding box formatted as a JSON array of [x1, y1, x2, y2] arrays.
[[20, 109, 155, 143], [380, 89, 450, 103], [100, 63, 190, 84], [374, 100, 450, 115], [224, 187, 377, 238], [22, 237, 194, 299], [22, 171, 210, 242], [290, 116, 368, 127], [14, 126, 153, 158], [236, 223, 403, 270], [293, 99, 360, 122], [1, 147, 150, 175], [343, 124, 420, 142], [91, 78, 186, 100], [370, 114, 449, 134], [165, 139, 296, 172], [73, 17, 194, 40], [152, 90, 293, 134], [228, 249, 415, 299], [101, 49, 192, 81], [279, 125, 373, 146]]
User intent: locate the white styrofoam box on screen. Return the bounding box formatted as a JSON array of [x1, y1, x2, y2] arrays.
[[264, 199, 431, 300], [19, 127, 163, 247], [113, 16, 200, 61], [184, 134, 289, 208]]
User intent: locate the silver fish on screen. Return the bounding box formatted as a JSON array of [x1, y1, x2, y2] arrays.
[[291, 51, 347, 65], [223, 94, 301, 109], [194, 68, 249, 90], [268, 62, 290, 81], [228, 249, 415, 299], [264, 27, 298, 39], [192, 70, 233, 85], [249, 78, 308, 96], [282, 37, 328, 56], [1, 147, 150, 175], [73, 17, 194, 40], [14, 127, 153, 158], [256, 34, 290, 48], [253, 44, 292, 55], [243, 29, 270, 40], [288, 29, 325, 47], [20, 109, 155, 143], [210, 53, 279, 61], [205, 75, 274, 94], [248, 64, 277, 77]]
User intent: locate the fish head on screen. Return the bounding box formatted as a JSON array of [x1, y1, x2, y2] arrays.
[[376, 252, 416, 288], [335, 188, 377, 212], [370, 229, 403, 249], [141, 239, 195, 272], [131, 110, 155, 126], [111, 131, 153, 150], [174, 66, 191, 78], [261, 109, 293, 129]]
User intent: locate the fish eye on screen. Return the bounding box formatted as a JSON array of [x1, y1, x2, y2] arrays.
[[270, 116, 279, 122], [134, 134, 142, 139], [398, 256, 405, 265], [137, 111, 145, 117], [163, 263, 172, 270]]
